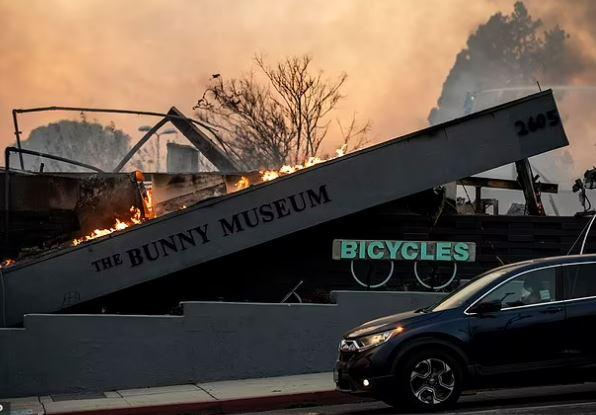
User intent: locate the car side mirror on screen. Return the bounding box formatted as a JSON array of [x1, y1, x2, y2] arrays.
[[469, 300, 501, 315]]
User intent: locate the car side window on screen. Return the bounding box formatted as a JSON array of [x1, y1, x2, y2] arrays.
[[480, 267, 559, 309], [563, 263, 596, 300]]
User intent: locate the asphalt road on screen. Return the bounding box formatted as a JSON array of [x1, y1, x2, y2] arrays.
[[241, 382, 596, 414]]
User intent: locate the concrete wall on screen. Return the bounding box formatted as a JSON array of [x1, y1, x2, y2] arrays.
[[0, 291, 444, 398]]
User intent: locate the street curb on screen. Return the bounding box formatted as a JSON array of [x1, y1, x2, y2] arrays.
[[50, 390, 367, 415]]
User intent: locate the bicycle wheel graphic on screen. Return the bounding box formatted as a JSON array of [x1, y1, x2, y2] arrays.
[[350, 260, 395, 289], [413, 261, 458, 290]]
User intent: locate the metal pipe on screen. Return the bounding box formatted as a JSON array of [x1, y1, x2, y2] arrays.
[[13, 106, 217, 134], [4, 147, 104, 173], [112, 118, 168, 172], [3, 148, 10, 240], [11, 105, 239, 171], [11, 110, 24, 170], [10, 105, 247, 172]]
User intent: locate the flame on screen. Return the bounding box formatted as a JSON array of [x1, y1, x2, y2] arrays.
[[0, 258, 15, 269], [335, 143, 348, 157], [72, 206, 144, 246], [142, 185, 155, 219], [65, 146, 350, 247], [235, 144, 349, 190], [261, 170, 280, 181], [235, 176, 250, 190], [72, 180, 155, 246]]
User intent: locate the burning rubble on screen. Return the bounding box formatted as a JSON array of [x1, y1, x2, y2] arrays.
[[1, 169, 159, 267], [234, 144, 348, 190], [71, 171, 155, 246], [72, 145, 350, 247], [2, 140, 353, 271], [72, 206, 145, 246], [0, 100, 357, 262], [67, 145, 350, 249]]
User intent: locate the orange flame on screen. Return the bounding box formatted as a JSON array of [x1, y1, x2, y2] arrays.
[[0, 258, 16, 269], [235, 143, 349, 189], [235, 176, 251, 190], [72, 206, 144, 246], [143, 186, 155, 219], [71, 181, 156, 246], [261, 170, 280, 181]]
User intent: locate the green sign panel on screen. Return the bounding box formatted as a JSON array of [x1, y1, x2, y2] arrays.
[[332, 240, 476, 262]]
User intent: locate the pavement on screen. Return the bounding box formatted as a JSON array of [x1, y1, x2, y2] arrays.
[[0, 372, 359, 415], [4, 374, 596, 415]]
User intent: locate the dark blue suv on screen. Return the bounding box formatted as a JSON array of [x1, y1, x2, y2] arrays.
[[335, 254, 596, 412]]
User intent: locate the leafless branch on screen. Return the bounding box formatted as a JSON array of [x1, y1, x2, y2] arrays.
[[194, 55, 364, 169]]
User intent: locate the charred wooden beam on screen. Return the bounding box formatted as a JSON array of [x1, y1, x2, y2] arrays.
[[457, 177, 558, 193]]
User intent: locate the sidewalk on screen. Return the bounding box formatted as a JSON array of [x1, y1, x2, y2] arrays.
[[3, 373, 363, 415]]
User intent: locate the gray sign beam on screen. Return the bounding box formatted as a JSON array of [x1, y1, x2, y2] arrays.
[[0, 91, 569, 326]]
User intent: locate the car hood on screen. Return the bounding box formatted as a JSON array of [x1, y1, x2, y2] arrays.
[[344, 309, 443, 339]]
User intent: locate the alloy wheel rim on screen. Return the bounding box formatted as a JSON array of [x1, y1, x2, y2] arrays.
[[409, 357, 455, 405]]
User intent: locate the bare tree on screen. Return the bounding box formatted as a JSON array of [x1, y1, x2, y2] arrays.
[[194, 55, 368, 169], [336, 115, 370, 156]]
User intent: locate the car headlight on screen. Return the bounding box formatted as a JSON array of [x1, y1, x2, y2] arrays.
[[354, 326, 404, 351]]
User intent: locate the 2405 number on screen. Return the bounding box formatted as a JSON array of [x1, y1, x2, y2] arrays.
[[515, 110, 560, 136]]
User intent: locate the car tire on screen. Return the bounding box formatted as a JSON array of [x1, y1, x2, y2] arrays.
[[384, 347, 463, 412]]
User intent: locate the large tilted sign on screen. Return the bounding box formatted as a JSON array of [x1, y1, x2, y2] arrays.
[[1, 91, 568, 326]]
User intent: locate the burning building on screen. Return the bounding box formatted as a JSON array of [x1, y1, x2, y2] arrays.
[[0, 90, 593, 327]]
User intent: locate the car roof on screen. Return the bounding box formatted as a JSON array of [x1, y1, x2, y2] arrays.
[[491, 254, 596, 275]]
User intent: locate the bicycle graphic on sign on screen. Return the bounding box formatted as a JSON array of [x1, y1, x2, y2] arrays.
[[332, 239, 476, 291]]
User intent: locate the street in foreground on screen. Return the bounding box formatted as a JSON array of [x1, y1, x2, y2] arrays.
[[241, 382, 596, 415]]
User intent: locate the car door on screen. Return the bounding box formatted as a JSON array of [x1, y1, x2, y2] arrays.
[[467, 266, 566, 376], [561, 262, 596, 367]]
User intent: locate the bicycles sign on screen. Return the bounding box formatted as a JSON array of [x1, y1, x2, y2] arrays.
[[332, 240, 476, 290]]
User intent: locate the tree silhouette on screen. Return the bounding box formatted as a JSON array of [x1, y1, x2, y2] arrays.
[[194, 55, 369, 169], [16, 119, 141, 172], [429, 1, 583, 125]]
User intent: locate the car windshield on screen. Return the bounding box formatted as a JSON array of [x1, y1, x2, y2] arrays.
[[429, 267, 511, 312]]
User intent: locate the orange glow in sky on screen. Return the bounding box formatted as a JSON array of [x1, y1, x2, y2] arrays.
[[0, 0, 594, 178]]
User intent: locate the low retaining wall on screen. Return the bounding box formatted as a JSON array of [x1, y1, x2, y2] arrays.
[[0, 291, 444, 398]]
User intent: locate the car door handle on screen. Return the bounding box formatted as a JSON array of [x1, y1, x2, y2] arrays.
[[540, 306, 563, 314]]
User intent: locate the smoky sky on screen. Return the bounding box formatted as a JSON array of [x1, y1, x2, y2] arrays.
[[0, 0, 594, 180]]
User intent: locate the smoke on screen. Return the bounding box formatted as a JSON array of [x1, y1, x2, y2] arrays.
[[429, 1, 596, 186], [539, 1, 596, 182], [0, 0, 519, 163], [0, 0, 595, 183]]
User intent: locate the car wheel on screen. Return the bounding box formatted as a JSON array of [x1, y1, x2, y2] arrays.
[[385, 348, 463, 412]]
